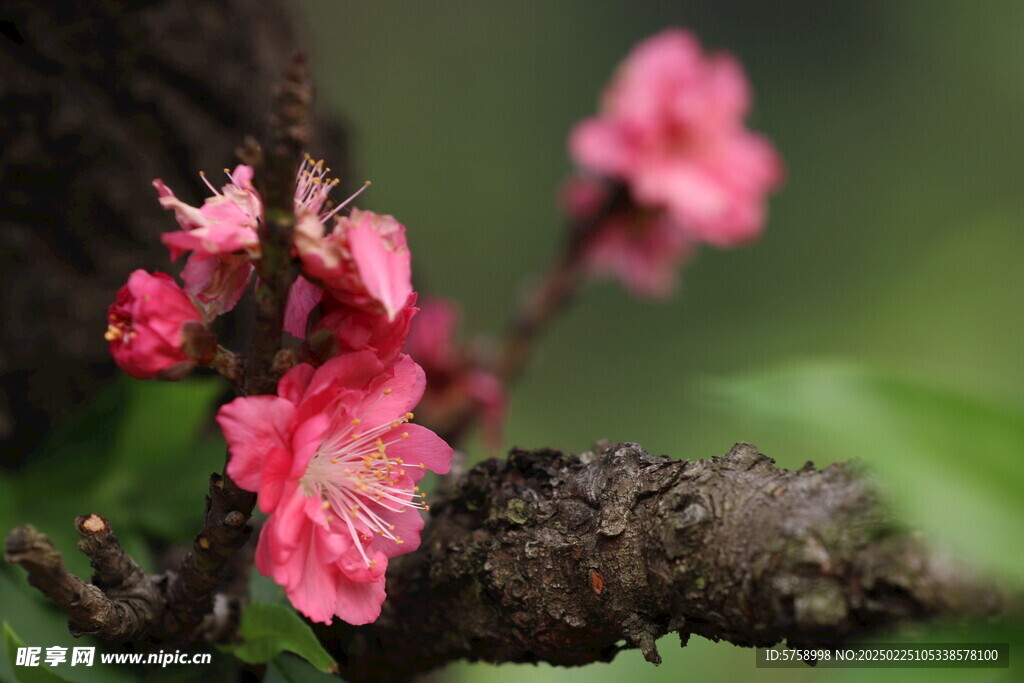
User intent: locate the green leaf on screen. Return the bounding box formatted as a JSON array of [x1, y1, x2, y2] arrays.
[[709, 361, 1024, 584], [4, 621, 71, 683], [220, 603, 337, 675], [265, 654, 341, 683]]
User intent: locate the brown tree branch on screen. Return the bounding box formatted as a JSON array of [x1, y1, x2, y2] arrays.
[[317, 442, 1019, 682], [159, 53, 312, 641], [6, 441, 1018, 671], [4, 515, 164, 641]]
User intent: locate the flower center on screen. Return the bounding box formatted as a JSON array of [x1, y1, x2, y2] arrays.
[[295, 155, 371, 223], [299, 394, 427, 567], [104, 312, 135, 345]]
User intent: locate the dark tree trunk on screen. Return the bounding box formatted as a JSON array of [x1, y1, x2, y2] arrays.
[[0, 0, 347, 465]]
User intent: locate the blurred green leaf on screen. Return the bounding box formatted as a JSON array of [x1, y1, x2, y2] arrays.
[[103, 379, 225, 543], [8, 377, 224, 577], [4, 621, 71, 683], [709, 361, 1024, 584], [220, 603, 337, 675]]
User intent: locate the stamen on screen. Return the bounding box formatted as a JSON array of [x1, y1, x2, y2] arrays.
[[300, 406, 440, 568], [321, 181, 371, 221]]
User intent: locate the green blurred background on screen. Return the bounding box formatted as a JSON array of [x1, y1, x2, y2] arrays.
[[299, 0, 1024, 680], [3, 1, 1023, 681]]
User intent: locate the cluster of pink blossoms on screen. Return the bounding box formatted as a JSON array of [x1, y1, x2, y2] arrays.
[[106, 157, 457, 625], [566, 28, 784, 297]]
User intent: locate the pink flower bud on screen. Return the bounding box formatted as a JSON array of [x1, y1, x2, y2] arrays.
[[105, 270, 204, 380]]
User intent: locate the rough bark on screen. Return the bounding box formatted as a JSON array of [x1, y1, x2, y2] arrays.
[[7, 441, 1017, 672], [317, 442, 1017, 682]]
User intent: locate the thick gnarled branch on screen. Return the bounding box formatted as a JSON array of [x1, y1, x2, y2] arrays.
[[4, 515, 163, 641], [318, 442, 1017, 682], [6, 442, 1017, 673]]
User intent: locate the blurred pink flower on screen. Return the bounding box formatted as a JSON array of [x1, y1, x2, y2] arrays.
[[570, 28, 783, 248], [105, 270, 203, 380], [294, 208, 413, 322], [405, 298, 507, 447], [403, 298, 461, 371], [218, 351, 452, 625]]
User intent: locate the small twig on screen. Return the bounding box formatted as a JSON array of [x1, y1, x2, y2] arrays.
[[5, 519, 164, 641], [76, 514, 149, 592], [496, 184, 625, 384], [162, 51, 314, 640]]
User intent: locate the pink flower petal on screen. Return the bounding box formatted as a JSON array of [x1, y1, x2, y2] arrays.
[[284, 276, 324, 338], [257, 446, 294, 513], [368, 506, 426, 559], [353, 355, 426, 427], [385, 423, 452, 475], [285, 530, 341, 625], [278, 363, 317, 406], [332, 571, 386, 626], [570, 118, 633, 177], [348, 223, 412, 321], [219, 396, 295, 492]]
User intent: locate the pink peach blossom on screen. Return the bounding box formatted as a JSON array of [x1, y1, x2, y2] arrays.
[[295, 208, 413, 322], [569, 28, 783, 247], [217, 351, 451, 625], [105, 270, 204, 380]]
